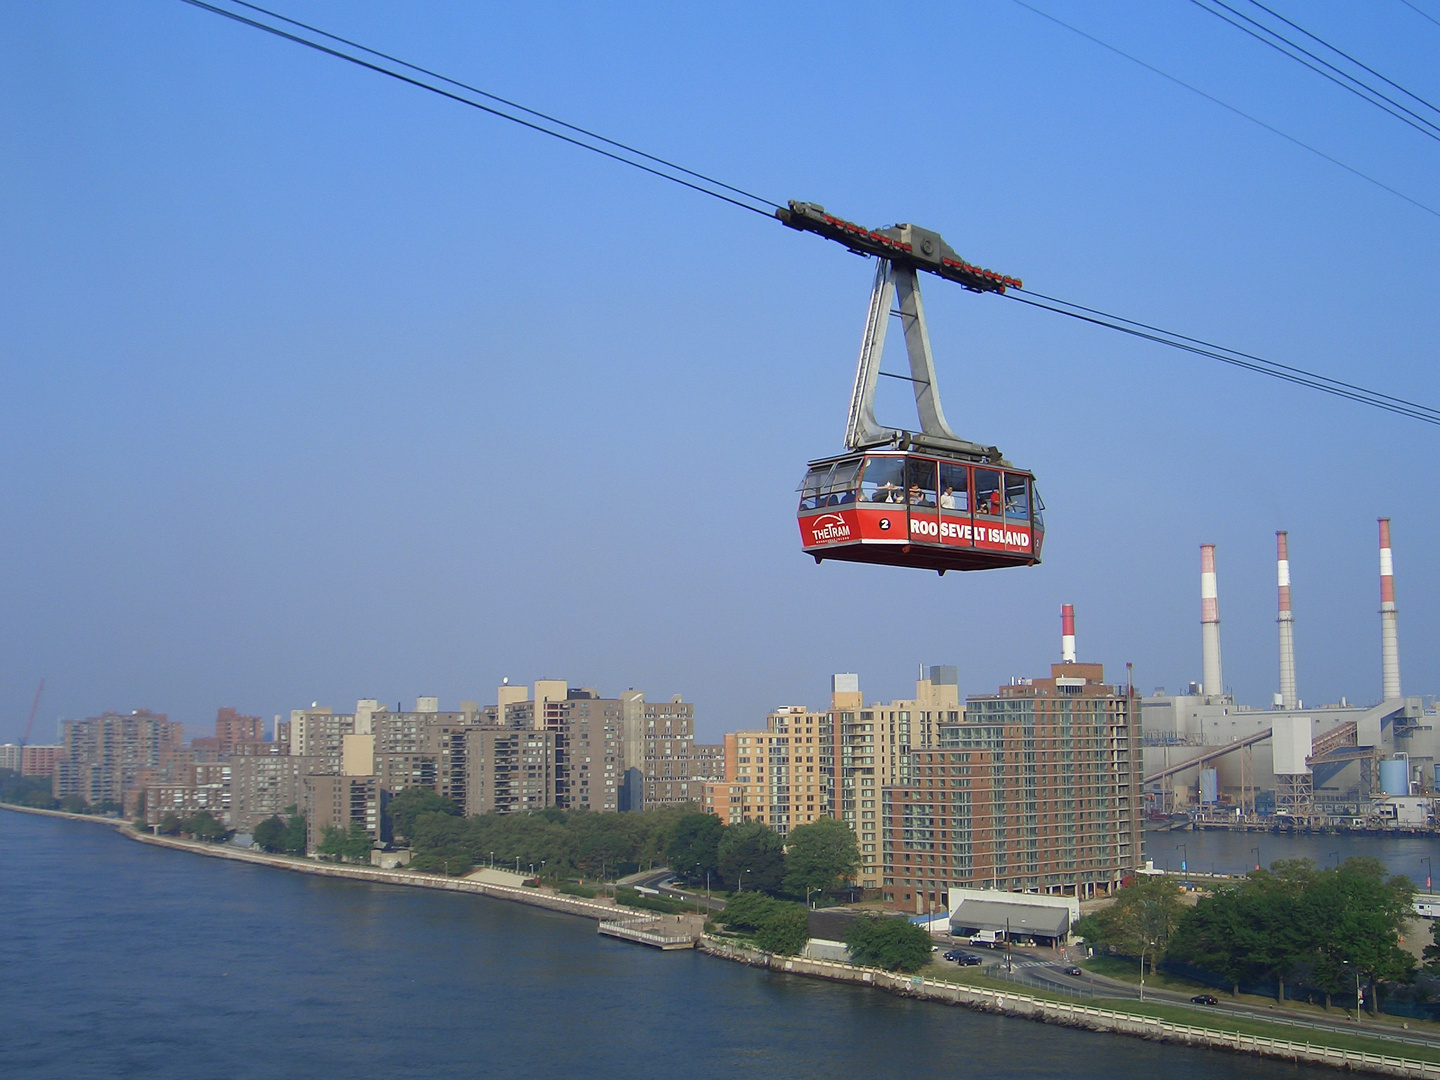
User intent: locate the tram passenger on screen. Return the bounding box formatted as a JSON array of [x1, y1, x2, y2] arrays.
[[907, 484, 931, 507], [871, 482, 903, 503], [987, 489, 1003, 516], [940, 485, 956, 509]]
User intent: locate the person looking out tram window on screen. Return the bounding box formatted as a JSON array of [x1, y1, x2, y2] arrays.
[[938, 463, 969, 512], [975, 469, 1002, 517], [906, 459, 937, 507], [860, 457, 905, 503]]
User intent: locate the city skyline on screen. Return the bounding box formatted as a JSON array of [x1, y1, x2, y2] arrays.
[[2, 1, 1436, 742]]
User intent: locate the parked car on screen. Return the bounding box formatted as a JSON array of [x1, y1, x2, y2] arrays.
[[1063, 966, 1083, 977], [942, 950, 963, 962], [1190, 994, 1219, 1006]]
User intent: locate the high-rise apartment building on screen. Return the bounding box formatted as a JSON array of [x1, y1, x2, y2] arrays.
[[304, 774, 382, 850], [881, 662, 1141, 912], [465, 727, 556, 815], [230, 754, 321, 832], [288, 707, 356, 774], [56, 710, 185, 805]]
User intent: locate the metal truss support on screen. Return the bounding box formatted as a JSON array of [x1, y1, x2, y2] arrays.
[[844, 259, 998, 459], [1276, 773, 1314, 818]]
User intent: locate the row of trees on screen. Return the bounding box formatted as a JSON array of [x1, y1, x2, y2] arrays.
[[403, 797, 861, 899], [715, 892, 933, 971], [155, 809, 229, 841], [0, 769, 118, 815], [1076, 858, 1416, 1011], [253, 811, 308, 855]]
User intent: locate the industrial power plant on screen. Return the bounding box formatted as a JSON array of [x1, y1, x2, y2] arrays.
[[1140, 519, 1438, 831]]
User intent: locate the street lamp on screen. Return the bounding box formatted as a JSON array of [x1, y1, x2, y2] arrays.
[[1342, 961, 1363, 1019], [490, 850, 495, 869], [1139, 939, 1157, 1001], [1251, 845, 1262, 873], [1423, 856, 1433, 892], [1175, 842, 1188, 877]]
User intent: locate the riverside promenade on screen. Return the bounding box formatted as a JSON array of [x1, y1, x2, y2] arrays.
[[7, 802, 1437, 1078]]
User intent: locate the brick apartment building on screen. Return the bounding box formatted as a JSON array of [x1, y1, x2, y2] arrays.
[[882, 662, 1141, 911]]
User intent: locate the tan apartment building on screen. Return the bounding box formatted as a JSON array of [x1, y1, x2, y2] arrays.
[[288, 707, 355, 774], [465, 727, 556, 815], [882, 662, 1141, 912], [230, 754, 321, 832], [304, 774, 382, 850]]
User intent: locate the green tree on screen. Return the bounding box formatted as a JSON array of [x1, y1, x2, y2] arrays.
[[182, 810, 228, 842], [158, 811, 183, 836], [1423, 919, 1440, 974], [715, 892, 809, 956], [318, 825, 347, 859], [59, 794, 87, 814], [386, 787, 459, 844], [782, 818, 859, 898], [666, 813, 724, 883], [341, 822, 374, 862], [282, 813, 308, 854], [1073, 875, 1186, 977], [753, 901, 810, 955], [845, 915, 933, 973], [252, 815, 286, 853], [717, 821, 785, 894], [1314, 858, 1416, 1013]]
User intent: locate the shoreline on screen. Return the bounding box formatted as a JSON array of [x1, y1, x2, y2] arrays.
[[5, 802, 1437, 1079]]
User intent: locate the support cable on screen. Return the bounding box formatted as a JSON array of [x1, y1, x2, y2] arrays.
[[175, 0, 779, 217], [175, 0, 1440, 428], [1189, 0, 1440, 143], [1009, 0, 1440, 221]]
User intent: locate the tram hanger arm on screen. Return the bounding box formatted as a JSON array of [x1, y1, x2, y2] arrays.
[[776, 201, 1022, 294]]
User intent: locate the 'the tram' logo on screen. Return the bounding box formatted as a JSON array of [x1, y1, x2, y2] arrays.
[[810, 514, 851, 543]]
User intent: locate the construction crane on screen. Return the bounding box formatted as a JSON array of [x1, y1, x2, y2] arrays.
[[19, 679, 44, 748]]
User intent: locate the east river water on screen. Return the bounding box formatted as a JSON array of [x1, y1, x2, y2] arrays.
[[0, 814, 1391, 1080], [1144, 826, 1440, 882]]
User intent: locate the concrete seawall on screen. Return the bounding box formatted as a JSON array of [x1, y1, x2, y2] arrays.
[[699, 938, 1440, 1080]]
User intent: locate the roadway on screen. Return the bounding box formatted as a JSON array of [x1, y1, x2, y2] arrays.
[[957, 952, 1440, 1053]]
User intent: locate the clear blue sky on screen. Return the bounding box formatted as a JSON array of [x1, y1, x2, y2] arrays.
[[2, 0, 1436, 743]]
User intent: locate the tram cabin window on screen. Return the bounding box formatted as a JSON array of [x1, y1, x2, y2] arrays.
[[1005, 474, 1030, 520], [906, 459, 937, 507], [799, 466, 828, 511], [827, 459, 862, 506], [939, 463, 969, 512], [975, 469, 1003, 517], [860, 457, 905, 503], [798, 459, 863, 510]]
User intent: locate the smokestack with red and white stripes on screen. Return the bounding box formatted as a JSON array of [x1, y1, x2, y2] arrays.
[[1379, 518, 1401, 701], [1201, 544, 1223, 697], [1277, 531, 1297, 710], [1061, 603, 1076, 663]]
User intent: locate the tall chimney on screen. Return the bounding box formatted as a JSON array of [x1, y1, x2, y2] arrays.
[[1379, 518, 1401, 700], [1201, 544, 1223, 697], [1276, 532, 1297, 710], [1061, 603, 1076, 663]]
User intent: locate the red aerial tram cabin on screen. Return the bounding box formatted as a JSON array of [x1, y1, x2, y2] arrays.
[[779, 201, 1043, 576], [798, 450, 1043, 574]]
